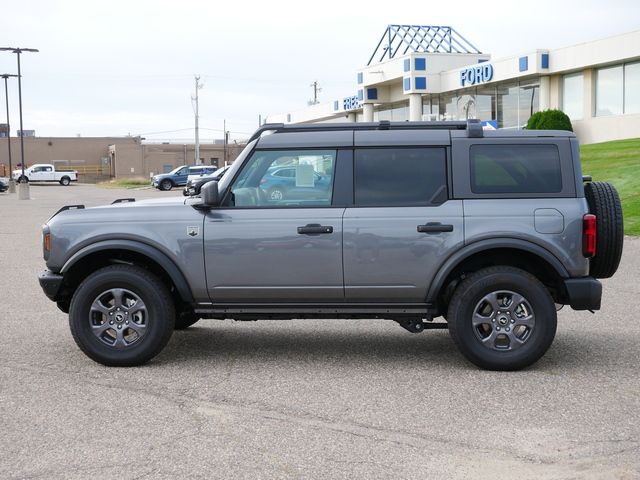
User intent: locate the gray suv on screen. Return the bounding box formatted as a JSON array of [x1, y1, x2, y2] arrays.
[[38, 120, 624, 370]]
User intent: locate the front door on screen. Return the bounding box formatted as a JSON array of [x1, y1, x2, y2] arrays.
[[204, 148, 344, 303], [343, 147, 464, 303]]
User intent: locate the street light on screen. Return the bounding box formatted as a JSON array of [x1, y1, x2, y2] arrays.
[[0, 47, 39, 200], [1, 73, 18, 193]]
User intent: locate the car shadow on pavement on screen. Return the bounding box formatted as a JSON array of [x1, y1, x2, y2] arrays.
[[155, 322, 614, 372], [163, 322, 467, 367]]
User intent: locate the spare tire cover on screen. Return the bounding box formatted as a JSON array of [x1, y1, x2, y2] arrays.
[[584, 181, 624, 278]]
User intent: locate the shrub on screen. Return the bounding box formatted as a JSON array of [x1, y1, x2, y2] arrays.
[[526, 109, 573, 131]]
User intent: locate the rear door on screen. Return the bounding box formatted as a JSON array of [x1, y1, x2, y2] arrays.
[[343, 133, 464, 303]]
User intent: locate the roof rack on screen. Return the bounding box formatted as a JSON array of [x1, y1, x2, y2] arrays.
[[249, 119, 483, 142]]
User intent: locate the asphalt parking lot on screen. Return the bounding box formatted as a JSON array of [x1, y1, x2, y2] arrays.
[[1, 183, 639, 479]]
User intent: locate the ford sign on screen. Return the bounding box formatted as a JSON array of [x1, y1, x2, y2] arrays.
[[343, 95, 360, 111], [460, 64, 494, 87]]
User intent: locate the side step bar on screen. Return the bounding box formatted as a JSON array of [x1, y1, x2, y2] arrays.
[[194, 303, 437, 320]]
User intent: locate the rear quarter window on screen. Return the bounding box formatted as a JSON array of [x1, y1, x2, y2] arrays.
[[470, 144, 562, 194]]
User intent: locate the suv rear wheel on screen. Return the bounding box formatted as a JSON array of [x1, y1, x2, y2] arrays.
[[68, 264, 175, 366], [447, 266, 557, 371]]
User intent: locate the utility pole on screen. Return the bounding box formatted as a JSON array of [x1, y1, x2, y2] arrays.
[[1, 73, 18, 193], [308, 81, 322, 105], [0, 47, 39, 200], [223, 119, 227, 166], [192, 75, 203, 165]]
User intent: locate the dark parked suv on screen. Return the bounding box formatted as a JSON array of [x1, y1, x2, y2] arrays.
[[38, 120, 623, 370], [152, 165, 217, 191]]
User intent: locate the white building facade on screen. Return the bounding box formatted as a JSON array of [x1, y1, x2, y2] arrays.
[[267, 26, 640, 145]]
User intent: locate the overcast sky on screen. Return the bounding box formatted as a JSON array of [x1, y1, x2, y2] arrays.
[[0, 0, 638, 142]]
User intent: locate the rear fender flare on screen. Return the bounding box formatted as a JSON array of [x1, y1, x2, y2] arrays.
[[426, 238, 569, 303]]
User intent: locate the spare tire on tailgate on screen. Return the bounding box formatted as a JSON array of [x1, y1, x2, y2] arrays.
[[584, 181, 624, 278]]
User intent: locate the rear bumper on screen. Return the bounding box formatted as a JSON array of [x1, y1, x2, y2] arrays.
[[564, 277, 602, 311], [38, 270, 64, 301]]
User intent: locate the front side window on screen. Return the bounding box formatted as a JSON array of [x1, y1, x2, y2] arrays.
[[229, 150, 336, 207], [354, 148, 447, 206], [470, 145, 562, 194]]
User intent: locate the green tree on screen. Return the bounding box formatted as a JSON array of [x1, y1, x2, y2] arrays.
[[526, 109, 573, 131]]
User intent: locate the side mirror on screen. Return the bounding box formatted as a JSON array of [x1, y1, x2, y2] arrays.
[[201, 180, 219, 207]]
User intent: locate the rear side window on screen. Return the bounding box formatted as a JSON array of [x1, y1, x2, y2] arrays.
[[354, 148, 447, 206], [470, 144, 562, 194]]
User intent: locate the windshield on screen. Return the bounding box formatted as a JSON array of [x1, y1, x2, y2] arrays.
[[216, 139, 258, 193]]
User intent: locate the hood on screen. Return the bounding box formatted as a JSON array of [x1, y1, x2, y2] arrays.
[[48, 196, 189, 222]]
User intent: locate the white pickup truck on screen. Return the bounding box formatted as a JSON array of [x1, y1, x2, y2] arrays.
[[12, 164, 78, 185]]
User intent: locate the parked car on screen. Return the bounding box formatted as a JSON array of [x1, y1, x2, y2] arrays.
[[12, 164, 77, 185], [151, 165, 216, 191], [0, 178, 8, 192], [183, 165, 230, 196], [257, 166, 332, 202], [38, 120, 623, 370]]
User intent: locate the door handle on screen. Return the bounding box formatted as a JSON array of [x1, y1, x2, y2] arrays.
[[417, 222, 454, 234], [297, 223, 333, 234]]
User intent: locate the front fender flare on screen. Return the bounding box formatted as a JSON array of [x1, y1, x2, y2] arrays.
[[61, 239, 194, 303]]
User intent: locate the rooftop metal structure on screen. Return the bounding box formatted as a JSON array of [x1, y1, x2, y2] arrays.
[[367, 25, 482, 65]]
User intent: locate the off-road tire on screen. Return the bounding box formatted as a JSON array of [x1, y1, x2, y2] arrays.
[[584, 181, 624, 278], [69, 264, 175, 366], [447, 266, 557, 371]]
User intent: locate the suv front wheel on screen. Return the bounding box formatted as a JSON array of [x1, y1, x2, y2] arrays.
[[68, 264, 175, 366], [447, 266, 557, 371]]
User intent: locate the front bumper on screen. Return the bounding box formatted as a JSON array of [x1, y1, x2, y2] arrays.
[[564, 277, 602, 311], [38, 270, 64, 301]]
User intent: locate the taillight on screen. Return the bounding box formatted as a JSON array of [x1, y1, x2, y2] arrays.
[[43, 233, 51, 252], [583, 214, 597, 258], [260, 178, 267, 184]]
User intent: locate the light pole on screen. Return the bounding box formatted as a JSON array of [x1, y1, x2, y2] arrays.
[[0, 47, 39, 200], [1, 73, 18, 193], [192, 75, 203, 166]]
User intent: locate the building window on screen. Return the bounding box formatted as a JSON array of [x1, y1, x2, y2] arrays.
[[374, 102, 409, 121], [496, 83, 519, 128], [562, 73, 584, 120], [519, 80, 540, 125], [422, 95, 440, 120], [595, 65, 623, 116], [624, 61, 640, 114], [476, 86, 496, 122]]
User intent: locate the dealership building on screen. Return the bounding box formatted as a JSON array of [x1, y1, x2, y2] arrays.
[[267, 26, 640, 144]]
